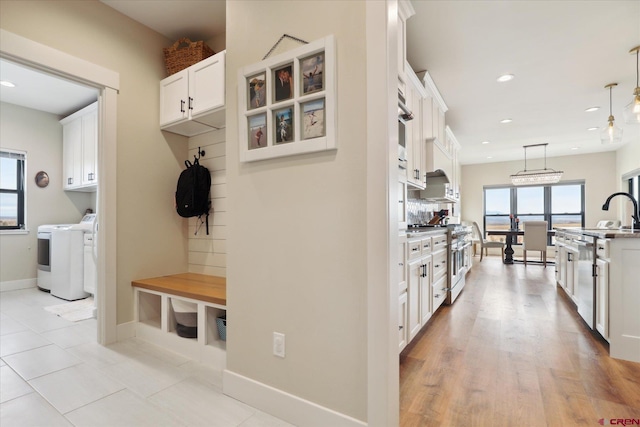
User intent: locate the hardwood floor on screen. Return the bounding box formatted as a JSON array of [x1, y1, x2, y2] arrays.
[[400, 256, 640, 426]]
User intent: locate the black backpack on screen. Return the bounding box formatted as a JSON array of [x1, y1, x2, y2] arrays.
[[176, 158, 211, 235]]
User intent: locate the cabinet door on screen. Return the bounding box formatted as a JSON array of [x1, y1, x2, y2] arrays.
[[189, 52, 225, 119], [407, 258, 422, 341], [159, 70, 188, 126], [63, 118, 82, 189], [595, 258, 609, 341], [420, 257, 432, 326], [81, 108, 98, 186], [399, 292, 408, 353], [398, 179, 407, 230]]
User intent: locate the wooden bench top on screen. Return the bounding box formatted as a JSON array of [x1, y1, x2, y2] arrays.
[[131, 273, 226, 306]]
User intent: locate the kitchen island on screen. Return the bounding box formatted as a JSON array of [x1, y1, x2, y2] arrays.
[[555, 227, 640, 363]]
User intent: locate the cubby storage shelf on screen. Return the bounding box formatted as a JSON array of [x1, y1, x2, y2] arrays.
[[131, 273, 226, 371]]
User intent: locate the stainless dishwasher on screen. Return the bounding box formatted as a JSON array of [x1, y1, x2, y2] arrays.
[[575, 235, 596, 329]]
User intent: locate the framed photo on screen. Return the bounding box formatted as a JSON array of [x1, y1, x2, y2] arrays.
[[273, 64, 293, 103], [247, 73, 266, 110], [301, 98, 325, 140], [274, 107, 294, 144], [301, 53, 324, 95], [248, 113, 267, 150], [238, 34, 336, 162]]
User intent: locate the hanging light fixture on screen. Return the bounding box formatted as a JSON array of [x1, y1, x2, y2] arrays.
[[601, 83, 624, 144], [510, 143, 563, 186], [623, 45, 640, 124]]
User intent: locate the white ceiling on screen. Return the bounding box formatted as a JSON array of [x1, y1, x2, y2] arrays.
[[407, 1, 640, 165], [0, 58, 98, 117], [2, 1, 637, 166]]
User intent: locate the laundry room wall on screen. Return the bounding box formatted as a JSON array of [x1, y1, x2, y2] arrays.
[[0, 102, 93, 288]]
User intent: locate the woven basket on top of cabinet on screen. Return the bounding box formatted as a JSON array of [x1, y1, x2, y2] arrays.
[[163, 37, 215, 76]]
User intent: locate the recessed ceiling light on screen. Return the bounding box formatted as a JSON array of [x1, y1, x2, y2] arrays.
[[500, 118, 513, 124], [481, 141, 490, 145], [587, 127, 599, 131], [497, 74, 514, 83], [487, 156, 493, 159], [585, 106, 600, 112], [571, 147, 579, 150], [0, 80, 16, 88]]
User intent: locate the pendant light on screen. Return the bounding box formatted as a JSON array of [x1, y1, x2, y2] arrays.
[[510, 143, 563, 186], [601, 83, 623, 144], [623, 45, 640, 124]]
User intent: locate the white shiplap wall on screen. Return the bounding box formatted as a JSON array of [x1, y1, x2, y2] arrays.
[[187, 129, 227, 277]]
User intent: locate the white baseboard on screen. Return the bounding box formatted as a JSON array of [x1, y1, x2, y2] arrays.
[[0, 278, 37, 292], [223, 370, 367, 427], [116, 321, 136, 341]]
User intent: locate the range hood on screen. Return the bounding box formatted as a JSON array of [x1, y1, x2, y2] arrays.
[[411, 169, 458, 203]]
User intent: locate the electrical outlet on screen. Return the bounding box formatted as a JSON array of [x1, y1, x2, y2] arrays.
[[273, 332, 285, 358]]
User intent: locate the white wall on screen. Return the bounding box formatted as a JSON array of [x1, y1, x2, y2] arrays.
[[1, 1, 188, 323], [187, 129, 226, 277], [461, 151, 619, 228], [0, 102, 93, 284], [226, 1, 368, 421]]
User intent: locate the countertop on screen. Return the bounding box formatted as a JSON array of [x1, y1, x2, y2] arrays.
[[555, 227, 640, 239]]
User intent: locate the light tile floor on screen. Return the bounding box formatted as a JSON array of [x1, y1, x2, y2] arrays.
[[0, 288, 294, 427]]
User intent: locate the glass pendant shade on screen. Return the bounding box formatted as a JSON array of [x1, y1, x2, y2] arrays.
[[623, 89, 640, 124], [601, 83, 623, 144], [600, 118, 624, 144], [625, 46, 640, 124]]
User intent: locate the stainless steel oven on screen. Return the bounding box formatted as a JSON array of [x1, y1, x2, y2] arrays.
[[447, 225, 472, 304]]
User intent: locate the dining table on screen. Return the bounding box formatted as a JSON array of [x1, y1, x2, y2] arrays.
[[487, 229, 556, 264]]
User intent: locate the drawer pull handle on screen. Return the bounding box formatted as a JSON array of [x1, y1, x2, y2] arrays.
[[434, 294, 440, 298], [180, 99, 185, 113], [399, 326, 403, 331], [399, 262, 403, 266], [412, 248, 419, 252]]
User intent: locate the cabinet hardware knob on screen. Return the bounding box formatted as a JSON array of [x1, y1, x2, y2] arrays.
[[434, 294, 440, 298]]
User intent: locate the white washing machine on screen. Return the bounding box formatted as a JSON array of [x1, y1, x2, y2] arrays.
[[37, 223, 74, 292], [49, 214, 97, 301]]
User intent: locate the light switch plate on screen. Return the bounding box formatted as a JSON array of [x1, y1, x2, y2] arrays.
[[273, 332, 285, 358]]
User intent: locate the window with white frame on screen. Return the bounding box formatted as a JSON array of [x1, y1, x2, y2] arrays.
[[0, 149, 26, 230]]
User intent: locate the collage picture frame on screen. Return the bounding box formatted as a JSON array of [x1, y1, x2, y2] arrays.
[[238, 35, 336, 162]]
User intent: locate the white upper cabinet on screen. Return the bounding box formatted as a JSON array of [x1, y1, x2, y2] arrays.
[[397, 0, 415, 86], [160, 51, 226, 137], [60, 102, 98, 192]]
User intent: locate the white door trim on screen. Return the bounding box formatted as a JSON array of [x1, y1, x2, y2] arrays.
[[0, 29, 119, 345]]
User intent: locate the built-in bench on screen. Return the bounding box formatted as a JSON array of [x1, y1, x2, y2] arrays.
[[131, 273, 227, 370]]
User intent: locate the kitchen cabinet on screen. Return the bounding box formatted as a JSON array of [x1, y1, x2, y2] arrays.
[[420, 71, 448, 146], [398, 178, 408, 230], [60, 102, 98, 192], [405, 67, 427, 189], [555, 228, 640, 363], [160, 51, 226, 137], [404, 232, 447, 346], [595, 257, 609, 341], [555, 232, 578, 303], [398, 235, 408, 352], [397, 0, 415, 87], [398, 291, 408, 353]]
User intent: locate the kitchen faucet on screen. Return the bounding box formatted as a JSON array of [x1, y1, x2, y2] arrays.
[[602, 192, 640, 230]]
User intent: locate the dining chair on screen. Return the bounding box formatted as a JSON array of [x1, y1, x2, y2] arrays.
[[472, 221, 505, 262], [523, 221, 548, 267]]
